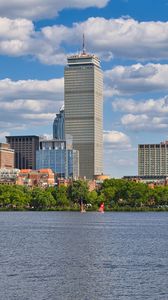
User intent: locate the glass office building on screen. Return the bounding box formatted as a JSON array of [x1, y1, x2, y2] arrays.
[[36, 139, 79, 179], [53, 106, 65, 140]]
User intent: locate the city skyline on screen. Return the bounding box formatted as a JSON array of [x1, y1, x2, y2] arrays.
[[0, 0, 168, 177]]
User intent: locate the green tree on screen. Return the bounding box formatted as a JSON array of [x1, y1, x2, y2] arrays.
[[30, 188, 55, 209], [68, 180, 89, 205]]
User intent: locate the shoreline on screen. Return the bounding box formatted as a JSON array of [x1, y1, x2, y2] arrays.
[[0, 207, 168, 212]]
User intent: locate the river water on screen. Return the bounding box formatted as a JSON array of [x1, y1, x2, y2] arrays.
[[0, 212, 167, 300]]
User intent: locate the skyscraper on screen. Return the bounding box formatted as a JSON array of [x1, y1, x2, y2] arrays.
[[53, 106, 65, 140], [64, 42, 103, 179], [138, 141, 168, 176]]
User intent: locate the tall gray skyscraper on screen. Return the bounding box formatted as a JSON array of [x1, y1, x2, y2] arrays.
[[64, 45, 103, 178]]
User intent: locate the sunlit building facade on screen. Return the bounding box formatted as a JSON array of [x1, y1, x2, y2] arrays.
[[138, 141, 168, 176], [64, 50, 103, 179], [0, 143, 14, 169]]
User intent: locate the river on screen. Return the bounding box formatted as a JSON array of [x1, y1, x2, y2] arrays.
[[0, 212, 167, 300]]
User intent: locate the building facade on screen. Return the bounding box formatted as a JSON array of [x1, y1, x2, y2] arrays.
[[138, 141, 168, 176], [64, 51, 103, 179], [53, 106, 65, 140], [6, 135, 39, 169], [0, 143, 14, 169], [18, 169, 55, 187], [36, 139, 79, 179], [0, 168, 19, 185]]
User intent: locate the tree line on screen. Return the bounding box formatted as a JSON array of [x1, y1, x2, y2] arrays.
[[0, 179, 168, 211]]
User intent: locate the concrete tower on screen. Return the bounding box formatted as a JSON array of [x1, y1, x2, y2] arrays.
[[64, 37, 103, 178]]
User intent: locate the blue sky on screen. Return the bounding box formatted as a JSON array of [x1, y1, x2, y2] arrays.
[[0, 0, 168, 177]]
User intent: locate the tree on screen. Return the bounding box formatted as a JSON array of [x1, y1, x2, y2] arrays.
[[30, 188, 55, 209], [55, 185, 70, 208], [68, 180, 89, 205]]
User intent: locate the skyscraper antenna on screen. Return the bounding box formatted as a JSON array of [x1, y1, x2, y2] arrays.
[[82, 33, 86, 54]]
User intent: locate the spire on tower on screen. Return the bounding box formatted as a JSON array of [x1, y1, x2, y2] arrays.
[[82, 33, 86, 55]]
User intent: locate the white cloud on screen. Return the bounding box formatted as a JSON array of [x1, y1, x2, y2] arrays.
[[22, 113, 55, 120], [1, 17, 168, 64], [113, 96, 168, 114], [112, 96, 168, 131], [0, 1, 109, 20], [121, 114, 168, 130], [104, 63, 168, 96], [103, 130, 131, 149], [0, 77, 64, 101], [72, 17, 168, 61], [0, 77, 64, 134]]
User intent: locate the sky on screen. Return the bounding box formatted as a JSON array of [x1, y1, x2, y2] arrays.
[[0, 0, 168, 178]]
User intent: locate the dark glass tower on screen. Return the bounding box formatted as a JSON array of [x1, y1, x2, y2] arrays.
[[53, 106, 65, 140]]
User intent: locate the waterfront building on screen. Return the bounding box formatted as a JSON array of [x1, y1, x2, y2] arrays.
[[53, 106, 65, 140], [0, 168, 19, 185], [18, 169, 55, 187], [6, 135, 39, 169], [36, 139, 79, 179], [64, 41, 103, 179], [0, 143, 14, 169], [138, 141, 168, 176]]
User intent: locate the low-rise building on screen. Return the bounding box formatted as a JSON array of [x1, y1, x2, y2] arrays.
[[0, 168, 20, 185], [123, 175, 168, 187], [18, 169, 55, 187]]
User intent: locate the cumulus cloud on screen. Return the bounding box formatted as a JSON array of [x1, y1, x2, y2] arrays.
[[0, 1, 109, 20], [1, 17, 168, 64], [103, 130, 131, 149], [0, 78, 64, 135], [113, 96, 168, 114], [41, 18, 168, 63], [104, 63, 168, 96], [112, 96, 168, 131], [0, 77, 64, 101], [103, 131, 135, 177], [121, 114, 168, 130]]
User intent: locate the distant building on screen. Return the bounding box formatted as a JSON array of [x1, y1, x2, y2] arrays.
[[138, 141, 168, 176], [53, 106, 65, 140], [123, 175, 168, 187], [18, 169, 55, 187], [36, 139, 79, 179], [0, 168, 20, 185], [0, 168, 19, 185], [6, 135, 39, 170], [0, 143, 14, 169], [64, 42, 103, 179]]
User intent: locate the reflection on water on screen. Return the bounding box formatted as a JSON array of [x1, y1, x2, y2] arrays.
[[0, 212, 168, 300]]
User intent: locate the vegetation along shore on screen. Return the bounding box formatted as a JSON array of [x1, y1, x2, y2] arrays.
[[0, 179, 168, 212]]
